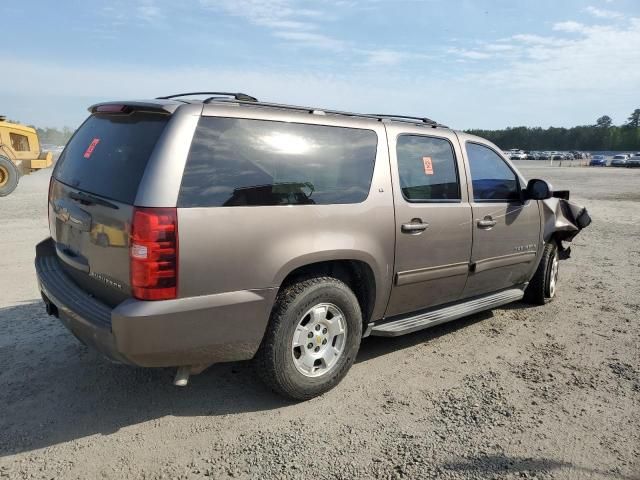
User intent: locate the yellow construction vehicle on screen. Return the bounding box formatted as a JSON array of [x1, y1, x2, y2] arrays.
[[0, 116, 53, 196]]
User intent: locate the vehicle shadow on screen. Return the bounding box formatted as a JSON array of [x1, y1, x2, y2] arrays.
[[442, 453, 636, 480], [0, 301, 492, 457], [0, 301, 288, 457]]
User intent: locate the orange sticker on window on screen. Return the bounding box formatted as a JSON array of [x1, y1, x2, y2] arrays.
[[422, 156, 434, 175], [83, 138, 100, 159]]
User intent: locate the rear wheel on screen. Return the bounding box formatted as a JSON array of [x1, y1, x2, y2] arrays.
[[524, 242, 559, 305], [254, 276, 362, 400], [0, 156, 19, 197]]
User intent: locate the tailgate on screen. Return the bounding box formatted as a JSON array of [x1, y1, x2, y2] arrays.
[[49, 112, 169, 307]]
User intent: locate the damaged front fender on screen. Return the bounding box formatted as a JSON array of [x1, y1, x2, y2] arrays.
[[541, 191, 591, 258]]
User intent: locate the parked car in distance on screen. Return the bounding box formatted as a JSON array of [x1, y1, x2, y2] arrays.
[[504, 149, 527, 160], [610, 154, 628, 167], [627, 154, 640, 168], [537, 152, 550, 160], [35, 92, 586, 400], [589, 155, 607, 166]]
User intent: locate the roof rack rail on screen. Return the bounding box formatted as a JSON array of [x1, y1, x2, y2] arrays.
[[208, 98, 445, 128], [156, 92, 258, 102], [370, 114, 438, 126]]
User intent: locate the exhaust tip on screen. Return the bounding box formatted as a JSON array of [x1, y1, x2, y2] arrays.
[[173, 366, 190, 387]]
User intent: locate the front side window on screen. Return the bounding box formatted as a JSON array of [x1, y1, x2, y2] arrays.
[[10, 133, 30, 152], [396, 135, 460, 202], [179, 117, 378, 207], [466, 142, 520, 202]]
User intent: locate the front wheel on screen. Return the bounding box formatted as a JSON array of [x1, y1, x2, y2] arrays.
[[0, 156, 20, 197], [523, 242, 559, 305], [254, 276, 362, 400]]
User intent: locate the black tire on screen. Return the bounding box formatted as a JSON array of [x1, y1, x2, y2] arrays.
[[254, 276, 362, 400], [523, 242, 559, 305], [0, 156, 19, 197]]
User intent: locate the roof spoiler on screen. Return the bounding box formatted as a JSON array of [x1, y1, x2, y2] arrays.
[[88, 101, 180, 115]]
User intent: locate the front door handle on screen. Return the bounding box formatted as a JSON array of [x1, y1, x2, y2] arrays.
[[477, 216, 497, 229], [401, 219, 430, 234]]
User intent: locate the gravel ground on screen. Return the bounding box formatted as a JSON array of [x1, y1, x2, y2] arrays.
[[0, 163, 638, 480]]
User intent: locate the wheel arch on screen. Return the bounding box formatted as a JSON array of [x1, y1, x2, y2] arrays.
[[276, 257, 380, 331]]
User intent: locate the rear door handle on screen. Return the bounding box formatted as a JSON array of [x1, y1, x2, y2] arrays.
[[401, 220, 430, 234], [477, 216, 497, 229]]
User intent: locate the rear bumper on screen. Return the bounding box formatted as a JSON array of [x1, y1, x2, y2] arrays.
[[35, 238, 277, 367]]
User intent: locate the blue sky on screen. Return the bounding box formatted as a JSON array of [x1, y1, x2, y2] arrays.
[[2, 0, 639, 129]]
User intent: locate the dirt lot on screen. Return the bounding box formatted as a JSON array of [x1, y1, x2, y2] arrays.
[[0, 164, 638, 480]]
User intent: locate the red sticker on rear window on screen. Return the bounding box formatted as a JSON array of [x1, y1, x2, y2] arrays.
[[422, 156, 434, 175], [83, 138, 100, 159]]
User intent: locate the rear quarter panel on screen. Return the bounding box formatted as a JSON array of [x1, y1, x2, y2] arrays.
[[177, 107, 395, 321]]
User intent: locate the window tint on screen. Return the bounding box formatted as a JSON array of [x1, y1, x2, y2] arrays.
[[179, 117, 378, 207], [396, 135, 460, 201], [10, 133, 30, 152], [466, 142, 520, 202], [54, 113, 168, 204]]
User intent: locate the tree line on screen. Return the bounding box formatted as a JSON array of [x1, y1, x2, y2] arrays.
[[35, 126, 75, 146], [467, 109, 640, 151]]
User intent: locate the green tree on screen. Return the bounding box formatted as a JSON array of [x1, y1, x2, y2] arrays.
[[625, 109, 640, 128], [595, 115, 612, 128]]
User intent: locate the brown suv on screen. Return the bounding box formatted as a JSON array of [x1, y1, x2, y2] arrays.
[[35, 92, 589, 399]]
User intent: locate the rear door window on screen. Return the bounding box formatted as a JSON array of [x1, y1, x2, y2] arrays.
[[396, 134, 460, 202], [179, 117, 378, 207], [54, 113, 168, 204]]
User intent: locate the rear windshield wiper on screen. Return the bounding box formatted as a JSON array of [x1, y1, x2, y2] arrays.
[[69, 191, 119, 209]]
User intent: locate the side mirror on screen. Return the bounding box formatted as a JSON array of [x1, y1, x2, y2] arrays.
[[525, 178, 552, 200]]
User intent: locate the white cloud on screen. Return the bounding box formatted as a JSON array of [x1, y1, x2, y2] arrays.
[[511, 34, 569, 46], [484, 43, 516, 52], [358, 49, 431, 66], [552, 21, 585, 33], [585, 6, 623, 19], [467, 17, 640, 114], [448, 47, 492, 60], [272, 31, 344, 50]]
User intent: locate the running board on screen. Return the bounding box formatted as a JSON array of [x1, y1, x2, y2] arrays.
[[370, 288, 525, 337]]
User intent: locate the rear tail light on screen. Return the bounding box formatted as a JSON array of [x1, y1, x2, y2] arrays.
[[130, 207, 178, 300]]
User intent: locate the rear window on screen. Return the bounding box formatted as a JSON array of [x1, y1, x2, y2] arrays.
[[178, 117, 378, 207], [54, 113, 168, 204]]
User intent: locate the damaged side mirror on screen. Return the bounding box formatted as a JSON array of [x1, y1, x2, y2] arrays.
[[524, 178, 552, 200]]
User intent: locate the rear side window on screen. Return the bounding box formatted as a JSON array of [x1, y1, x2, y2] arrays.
[[396, 135, 460, 202], [54, 113, 168, 204], [466, 142, 520, 202], [179, 117, 378, 207]]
